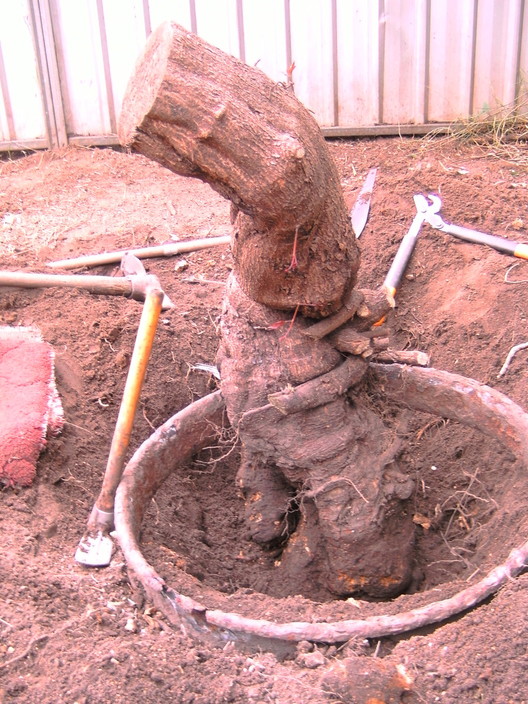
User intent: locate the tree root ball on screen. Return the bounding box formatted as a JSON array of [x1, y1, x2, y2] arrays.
[[218, 276, 416, 599], [115, 366, 528, 649]]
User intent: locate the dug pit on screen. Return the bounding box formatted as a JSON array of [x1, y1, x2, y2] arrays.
[[115, 363, 528, 652]]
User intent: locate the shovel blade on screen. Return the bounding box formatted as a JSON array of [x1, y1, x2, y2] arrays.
[[350, 167, 377, 238], [75, 530, 114, 567]]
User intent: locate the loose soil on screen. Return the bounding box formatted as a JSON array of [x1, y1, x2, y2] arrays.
[[1, 137, 528, 703]]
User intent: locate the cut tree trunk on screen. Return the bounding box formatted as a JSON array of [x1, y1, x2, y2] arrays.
[[118, 21, 415, 599], [118, 21, 358, 317]]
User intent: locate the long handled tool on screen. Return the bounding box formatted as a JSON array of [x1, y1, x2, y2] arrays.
[[382, 194, 440, 300], [46, 234, 231, 270], [0, 268, 173, 309], [376, 192, 528, 327], [75, 255, 165, 567], [422, 195, 528, 260], [370, 194, 441, 327]]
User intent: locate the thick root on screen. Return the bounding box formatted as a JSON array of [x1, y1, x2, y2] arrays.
[[236, 451, 294, 545]]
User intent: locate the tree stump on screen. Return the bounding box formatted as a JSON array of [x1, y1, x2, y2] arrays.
[[118, 21, 358, 316], [118, 21, 415, 598]]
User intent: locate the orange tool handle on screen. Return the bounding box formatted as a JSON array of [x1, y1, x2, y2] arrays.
[[442, 223, 528, 259], [96, 288, 163, 513]]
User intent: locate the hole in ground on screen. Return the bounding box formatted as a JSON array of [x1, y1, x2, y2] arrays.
[[139, 410, 527, 613]]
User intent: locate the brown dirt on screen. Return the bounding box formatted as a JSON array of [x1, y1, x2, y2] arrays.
[[1, 137, 528, 703]]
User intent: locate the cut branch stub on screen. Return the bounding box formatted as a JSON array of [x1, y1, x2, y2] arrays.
[[267, 356, 367, 415], [118, 21, 358, 316]]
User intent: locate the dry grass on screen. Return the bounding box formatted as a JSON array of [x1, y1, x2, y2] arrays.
[[424, 94, 528, 166]]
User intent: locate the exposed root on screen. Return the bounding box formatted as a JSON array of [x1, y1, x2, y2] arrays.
[[267, 356, 366, 415], [303, 290, 365, 339], [301, 477, 370, 504], [437, 532, 477, 573], [415, 418, 449, 442], [0, 614, 89, 673], [193, 422, 239, 469], [0, 634, 51, 672], [132, 538, 528, 646], [371, 349, 430, 366], [441, 467, 498, 540], [504, 262, 528, 284], [497, 341, 528, 378]]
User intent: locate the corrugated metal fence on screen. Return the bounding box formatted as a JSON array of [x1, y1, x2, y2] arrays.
[[1, 0, 527, 151]]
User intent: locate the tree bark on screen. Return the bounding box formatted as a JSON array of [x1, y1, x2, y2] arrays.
[[119, 22, 415, 599], [118, 21, 358, 317], [218, 277, 415, 598]]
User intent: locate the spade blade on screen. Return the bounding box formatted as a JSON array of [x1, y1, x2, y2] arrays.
[[75, 530, 114, 567], [350, 167, 377, 238]]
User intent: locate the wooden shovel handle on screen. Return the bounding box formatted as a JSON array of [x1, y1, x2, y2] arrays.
[[0, 270, 132, 296], [95, 287, 164, 514]]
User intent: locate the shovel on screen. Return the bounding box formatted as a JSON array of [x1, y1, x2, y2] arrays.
[[75, 257, 165, 567]]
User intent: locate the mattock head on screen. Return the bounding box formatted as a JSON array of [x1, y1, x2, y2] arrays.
[[120, 252, 148, 278], [120, 253, 174, 309]]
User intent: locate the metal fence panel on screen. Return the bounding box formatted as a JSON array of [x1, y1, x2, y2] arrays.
[[472, 0, 524, 114], [194, 0, 241, 58], [101, 0, 148, 133], [0, 0, 47, 146], [380, 0, 428, 125], [336, 0, 380, 127], [289, 0, 336, 126], [241, 0, 288, 83], [147, 0, 193, 34], [51, 0, 112, 137], [520, 0, 528, 115], [1, 0, 528, 151], [428, 0, 476, 122]]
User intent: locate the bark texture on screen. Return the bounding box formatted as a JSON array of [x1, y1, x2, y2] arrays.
[[119, 22, 415, 598], [218, 277, 415, 597], [118, 21, 358, 316]]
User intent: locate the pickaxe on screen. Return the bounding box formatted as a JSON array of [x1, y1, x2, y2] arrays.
[[2, 253, 172, 566]]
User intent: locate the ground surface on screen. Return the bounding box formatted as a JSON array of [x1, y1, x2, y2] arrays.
[[1, 137, 528, 703]]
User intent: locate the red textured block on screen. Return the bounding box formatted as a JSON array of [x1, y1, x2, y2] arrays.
[[0, 327, 63, 487]]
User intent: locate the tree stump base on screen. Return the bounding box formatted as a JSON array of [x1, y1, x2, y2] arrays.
[[218, 275, 416, 599]]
